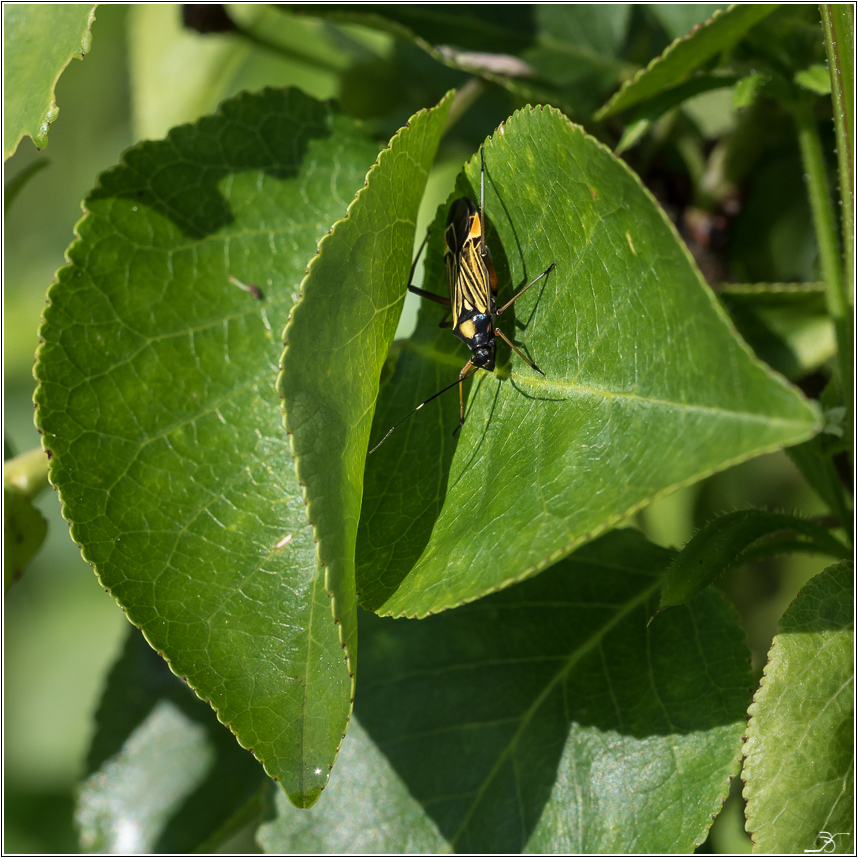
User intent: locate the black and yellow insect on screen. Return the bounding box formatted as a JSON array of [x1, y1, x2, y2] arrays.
[[369, 148, 555, 455]]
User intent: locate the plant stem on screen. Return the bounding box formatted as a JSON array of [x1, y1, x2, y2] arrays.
[[819, 4, 854, 291], [4, 447, 49, 499], [792, 99, 853, 415]]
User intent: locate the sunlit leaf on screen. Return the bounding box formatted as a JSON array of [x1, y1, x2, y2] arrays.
[[743, 561, 854, 853], [34, 87, 383, 807], [277, 91, 454, 739], [357, 106, 821, 618]]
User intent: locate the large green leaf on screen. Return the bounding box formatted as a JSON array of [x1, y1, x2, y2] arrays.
[[3, 4, 97, 158], [277, 91, 453, 732], [357, 106, 821, 618], [743, 561, 854, 854], [77, 627, 267, 853], [34, 88, 384, 807], [260, 529, 751, 853], [595, 4, 777, 120]]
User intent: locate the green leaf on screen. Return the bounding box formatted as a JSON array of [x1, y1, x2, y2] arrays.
[[3, 485, 48, 588], [357, 106, 821, 618], [743, 561, 854, 854], [649, 4, 729, 40], [3, 4, 97, 158], [277, 92, 454, 740], [659, 509, 850, 611], [263, 530, 752, 852], [257, 719, 447, 853], [33, 88, 384, 807], [732, 71, 768, 109], [794, 63, 833, 95], [77, 627, 267, 853], [717, 283, 836, 379], [4, 447, 50, 587], [595, 4, 777, 120], [615, 73, 739, 154]]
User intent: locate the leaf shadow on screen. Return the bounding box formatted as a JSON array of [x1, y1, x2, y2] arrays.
[[355, 529, 752, 852], [86, 89, 335, 240]]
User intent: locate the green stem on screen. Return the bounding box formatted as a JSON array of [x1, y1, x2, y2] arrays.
[[792, 99, 853, 411], [4, 448, 49, 499], [232, 23, 343, 75], [819, 4, 854, 290]]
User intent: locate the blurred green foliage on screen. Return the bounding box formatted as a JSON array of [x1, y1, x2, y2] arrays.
[[4, 3, 851, 853]]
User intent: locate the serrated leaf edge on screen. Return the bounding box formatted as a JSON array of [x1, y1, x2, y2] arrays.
[[595, 4, 774, 120], [275, 91, 456, 763], [381, 103, 822, 619], [31, 87, 360, 794]]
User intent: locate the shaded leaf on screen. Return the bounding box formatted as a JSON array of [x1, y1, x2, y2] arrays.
[[277, 91, 454, 741], [3, 4, 97, 158], [595, 4, 777, 120], [257, 719, 447, 854], [357, 106, 820, 619], [659, 509, 849, 611], [649, 4, 728, 40], [743, 561, 854, 854], [293, 5, 632, 118], [263, 530, 752, 853], [77, 627, 267, 853], [615, 72, 739, 154], [717, 284, 836, 380], [34, 88, 383, 806]]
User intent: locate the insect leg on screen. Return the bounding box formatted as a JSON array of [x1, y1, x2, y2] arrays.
[[496, 262, 556, 315], [368, 366, 477, 454], [405, 233, 451, 307], [453, 359, 475, 435], [407, 285, 451, 307], [494, 328, 545, 376]]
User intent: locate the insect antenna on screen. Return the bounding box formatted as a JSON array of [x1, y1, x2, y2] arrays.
[[368, 368, 478, 455]]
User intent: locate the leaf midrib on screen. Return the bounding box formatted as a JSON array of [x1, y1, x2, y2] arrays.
[[448, 575, 663, 846]]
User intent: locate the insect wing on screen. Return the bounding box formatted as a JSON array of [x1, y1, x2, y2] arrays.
[[445, 198, 491, 325]]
